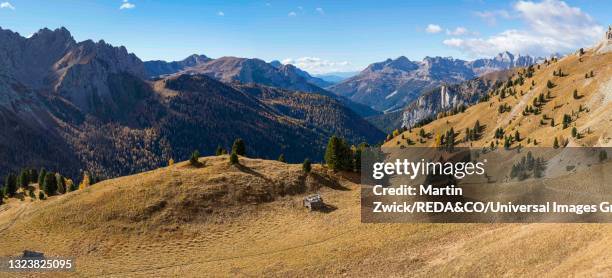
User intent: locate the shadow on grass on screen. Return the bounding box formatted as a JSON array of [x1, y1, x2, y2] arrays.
[[317, 203, 338, 213], [309, 172, 350, 191]]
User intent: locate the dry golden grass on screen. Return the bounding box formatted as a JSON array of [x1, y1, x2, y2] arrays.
[[1, 154, 612, 277], [386, 48, 612, 148], [1, 47, 611, 277]]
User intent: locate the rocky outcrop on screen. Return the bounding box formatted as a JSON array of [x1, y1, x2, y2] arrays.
[[0, 27, 145, 113], [400, 70, 513, 128]]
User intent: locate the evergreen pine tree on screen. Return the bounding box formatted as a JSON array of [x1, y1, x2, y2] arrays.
[[215, 145, 224, 156], [29, 169, 38, 184], [0, 185, 4, 204], [4, 173, 17, 197], [43, 172, 57, 196], [38, 191, 45, 200], [230, 151, 239, 165], [29, 190, 35, 200], [189, 150, 200, 166], [232, 139, 246, 156], [550, 118, 555, 127], [324, 136, 353, 171], [277, 154, 286, 163], [571, 127, 578, 138], [302, 158, 312, 173], [324, 136, 341, 170], [18, 170, 29, 189], [553, 137, 560, 149], [504, 137, 511, 150], [514, 130, 520, 142], [38, 168, 46, 186]]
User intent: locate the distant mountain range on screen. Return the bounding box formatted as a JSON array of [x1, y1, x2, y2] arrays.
[[313, 72, 360, 84], [328, 52, 541, 112], [143, 56, 379, 117], [0, 27, 384, 179]]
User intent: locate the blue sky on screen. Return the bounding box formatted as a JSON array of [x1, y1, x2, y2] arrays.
[[0, 0, 609, 73]]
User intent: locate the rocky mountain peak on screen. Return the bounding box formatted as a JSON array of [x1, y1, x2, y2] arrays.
[[269, 60, 283, 68]]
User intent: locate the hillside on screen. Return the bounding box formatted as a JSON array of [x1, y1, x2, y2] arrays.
[[367, 69, 515, 132], [385, 45, 611, 148], [329, 53, 539, 112], [2, 155, 612, 276], [146, 55, 379, 117], [0, 27, 384, 180]]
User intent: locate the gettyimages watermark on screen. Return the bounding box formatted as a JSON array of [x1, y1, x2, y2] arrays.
[[360, 147, 611, 223]]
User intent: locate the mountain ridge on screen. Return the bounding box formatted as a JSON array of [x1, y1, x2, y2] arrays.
[[329, 53, 541, 112], [0, 26, 384, 180]]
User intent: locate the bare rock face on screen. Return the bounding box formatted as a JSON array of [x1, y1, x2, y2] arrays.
[[53, 40, 146, 112], [0, 27, 145, 113], [400, 70, 514, 128]]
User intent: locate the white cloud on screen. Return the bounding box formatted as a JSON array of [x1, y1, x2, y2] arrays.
[[298, 6, 303, 10], [281, 57, 354, 74], [119, 0, 135, 10], [288, 11, 296, 17], [217, 11, 224, 16], [446, 27, 468, 36], [446, 0, 603, 57], [316, 7, 325, 15], [425, 24, 442, 34], [0, 2, 15, 10], [474, 10, 512, 25]]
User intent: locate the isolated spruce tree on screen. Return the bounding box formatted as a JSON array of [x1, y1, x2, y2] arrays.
[[230, 151, 239, 165], [419, 129, 426, 138], [553, 137, 560, 149], [232, 139, 246, 156], [43, 172, 57, 196], [38, 191, 45, 200], [29, 190, 35, 200], [571, 127, 578, 138], [302, 158, 312, 173], [4, 173, 17, 197], [277, 154, 286, 163], [573, 89, 579, 99], [215, 145, 224, 156], [0, 186, 4, 204], [189, 150, 200, 166], [325, 136, 352, 171], [18, 170, 29, 189], [38, 168, 46, 186], [514, 130, 521, 142], [325, 136, 341, 170]]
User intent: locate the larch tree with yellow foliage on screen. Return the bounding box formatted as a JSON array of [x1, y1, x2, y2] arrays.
[[434, 133, 442, 148], [79, 171, 91, 190]]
